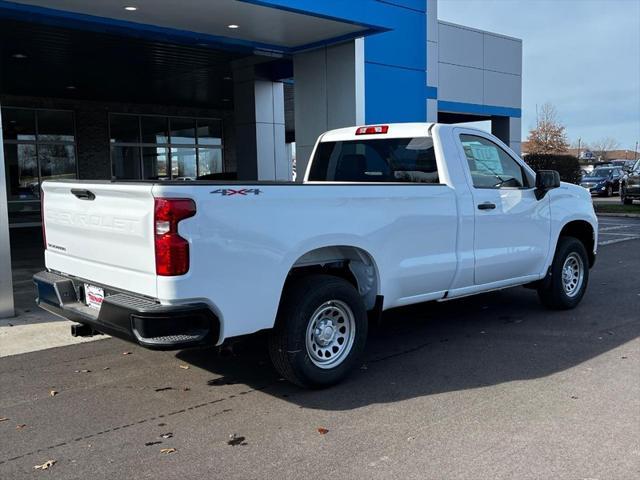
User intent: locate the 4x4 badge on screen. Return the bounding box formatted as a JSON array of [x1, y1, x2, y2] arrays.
[[210, 188, 262, 196]]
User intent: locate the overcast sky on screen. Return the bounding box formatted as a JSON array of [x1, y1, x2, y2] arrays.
[[438, 0, 640, 151]]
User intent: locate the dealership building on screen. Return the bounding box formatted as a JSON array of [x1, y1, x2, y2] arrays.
[[0, 0, 522, 316]]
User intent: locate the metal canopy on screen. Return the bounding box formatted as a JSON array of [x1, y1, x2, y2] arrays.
[[2, 0, 377, 53]]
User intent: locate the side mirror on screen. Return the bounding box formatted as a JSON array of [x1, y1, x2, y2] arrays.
[[535, 170, 561, 200]]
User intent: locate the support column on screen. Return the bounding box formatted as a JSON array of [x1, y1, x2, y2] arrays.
[[233, 64, 288, 181], [426, 0, 439, 123], [492, 116, 522, 156], [0, 106, 15, 318], [508, 117, 522, 156], [293, 39, 365, 181]]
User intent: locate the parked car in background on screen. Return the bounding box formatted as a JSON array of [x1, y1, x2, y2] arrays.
[[611, 159, 637, 173], [620, 159, 640, 205], [580, 167, 624, 196], [579, 150, 596, 161]]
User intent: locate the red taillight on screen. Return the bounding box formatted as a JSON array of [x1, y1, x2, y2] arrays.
[[355, 125, 389, 135], [154, 198, 196, 276], [41, 188, 46, 249]]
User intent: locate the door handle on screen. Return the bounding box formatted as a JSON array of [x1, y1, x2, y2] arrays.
[[477, 202, 496, 210], [71, 189, 96, 200]]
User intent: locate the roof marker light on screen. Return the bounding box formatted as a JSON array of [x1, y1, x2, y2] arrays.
[[356, 125, 389, 135]]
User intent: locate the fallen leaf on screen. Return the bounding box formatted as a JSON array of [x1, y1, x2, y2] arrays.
[[0, 417, 9, 422], [317, 427, 329, 435], [122, 352, 132, 355], [621, 356, 628, 359], [145, 441, 162, 446], [160, 432, 173, 439], [49, 390, 58, 397], [155, 387, 173, 392], [570, 395, 579, 400], [227, 433, 246, 446], [16, 424, 27, 430], [34, 460, 56, 470], [179, 365, 190, 370], [74, 369, 91, 373], [160, 448, 176, 454], [182, 387, 191, 392]]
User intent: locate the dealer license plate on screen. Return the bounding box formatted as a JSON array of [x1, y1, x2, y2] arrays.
[[84, 284, 104, 311]]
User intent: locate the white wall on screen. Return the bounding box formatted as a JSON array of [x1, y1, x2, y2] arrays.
[[293, 39, 365, 180], [437, 20, 522, 110]]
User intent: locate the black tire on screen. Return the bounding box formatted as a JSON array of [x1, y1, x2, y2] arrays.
[[621, 187, 633, 205], [268, 274, 368, 388], [537, 237, 589, 310]]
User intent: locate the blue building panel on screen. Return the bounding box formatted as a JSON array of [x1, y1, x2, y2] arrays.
[[365, 62, 426, 123], [438, 100, 522, 118], [364, 8, 426, 71], [376, 0, 426, 12]]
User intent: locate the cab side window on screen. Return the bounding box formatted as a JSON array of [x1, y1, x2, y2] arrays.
[[460, 134, 528, 189]]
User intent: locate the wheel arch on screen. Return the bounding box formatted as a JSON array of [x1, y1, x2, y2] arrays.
[[558, 220, 596, 267], [283, 245, 380, 311]]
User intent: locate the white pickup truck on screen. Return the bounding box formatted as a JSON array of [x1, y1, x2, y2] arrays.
[[34, 123, 597, 387]]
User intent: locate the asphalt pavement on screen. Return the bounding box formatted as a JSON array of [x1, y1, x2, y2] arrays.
[[0, 227, 639, 479]]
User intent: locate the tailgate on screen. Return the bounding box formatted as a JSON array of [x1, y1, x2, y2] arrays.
[[42, 181, 157, 297]]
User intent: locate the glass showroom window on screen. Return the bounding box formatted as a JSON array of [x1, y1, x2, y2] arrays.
[[109, 114, 223, 180], [1, 107, 77, 226]]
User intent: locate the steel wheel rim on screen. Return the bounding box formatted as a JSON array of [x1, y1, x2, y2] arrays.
[[561, 253, 584, 298], [305, 300, 356, 369]]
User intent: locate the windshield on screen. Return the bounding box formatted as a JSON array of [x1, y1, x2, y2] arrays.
[[586, 168, 613, 178], [308, 137, 440, 183]]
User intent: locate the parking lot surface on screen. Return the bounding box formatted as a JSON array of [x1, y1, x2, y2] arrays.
[[0, 225, 639, 480], [597, 216, 640, 245]]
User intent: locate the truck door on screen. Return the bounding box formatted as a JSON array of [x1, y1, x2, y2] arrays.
[[455, 131, 551, 285]]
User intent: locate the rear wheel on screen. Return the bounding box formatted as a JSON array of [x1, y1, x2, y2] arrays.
[[621, 186, 633, 205], [537, 237, 589, 310], [269, 275, 368, 388]]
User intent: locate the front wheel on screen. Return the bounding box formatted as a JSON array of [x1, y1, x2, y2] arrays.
[[537, 237, 589, 309], [269, 275, 368, 388], [621, 186, 633, 205]]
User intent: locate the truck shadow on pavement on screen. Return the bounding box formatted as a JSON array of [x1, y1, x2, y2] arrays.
[[176, 271, 640, 411]]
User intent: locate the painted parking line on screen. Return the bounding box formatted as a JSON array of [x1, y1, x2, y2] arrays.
[[599, 236, 640, 246], [599, 225, 634, 232]]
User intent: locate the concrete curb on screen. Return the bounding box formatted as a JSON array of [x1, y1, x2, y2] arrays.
[[596, 213, 640, 219]]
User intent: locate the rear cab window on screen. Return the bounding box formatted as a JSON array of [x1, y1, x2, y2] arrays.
[[308, 137, 440, 183]]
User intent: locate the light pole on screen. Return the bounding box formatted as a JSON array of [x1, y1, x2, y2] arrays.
[[577, 137, 581, 160]]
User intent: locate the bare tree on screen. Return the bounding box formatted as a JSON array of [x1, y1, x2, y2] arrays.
[[526, 103, 569, 154], [591, 137, 620, 161]]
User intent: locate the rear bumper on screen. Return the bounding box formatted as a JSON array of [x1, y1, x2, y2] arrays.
[[33, 271, 219, 350]]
